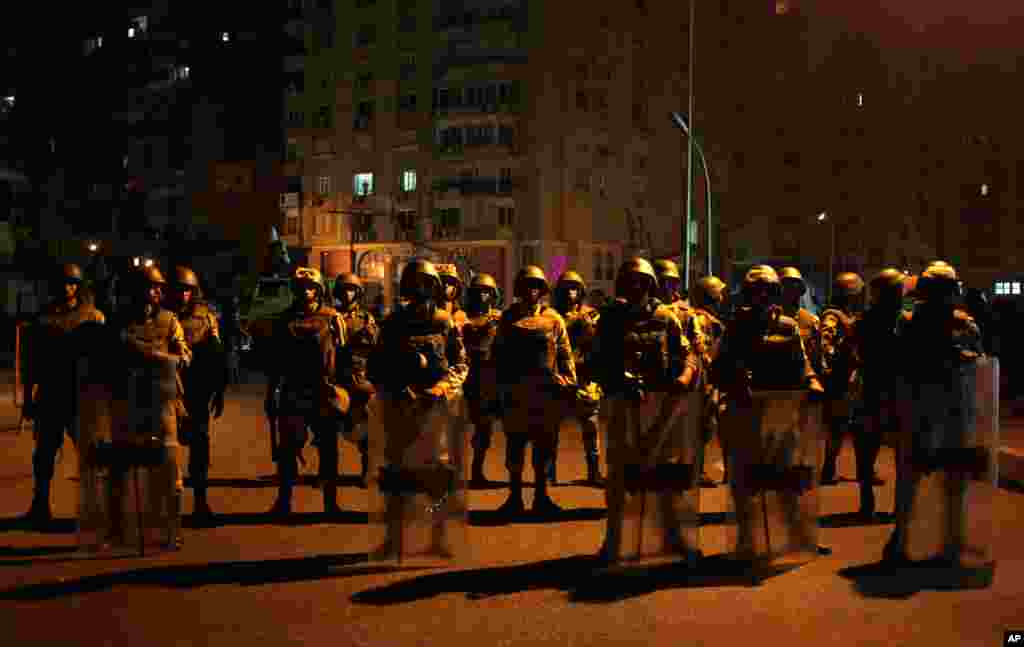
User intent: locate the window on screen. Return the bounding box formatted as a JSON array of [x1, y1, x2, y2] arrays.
[[605, 252, 614, 279], [397, 210, 416, 231], [401, 170, 417, 192], [355, 25, 376, 47], [221, 31, 231, 43], [398, 94, 417, 112], [354, 172, 374, 196], [498, 206, 515, 227], [597, 174, 607, 198], [84, 36, 103, 55], [128, 15, 147, 39], [318, 175, 331, 194], [593, 251, 603, 280], [172, 65, 190, 81], [576, 91, 588, 112], [575, 169, 591, 192], [994, 281, 1020, 296]]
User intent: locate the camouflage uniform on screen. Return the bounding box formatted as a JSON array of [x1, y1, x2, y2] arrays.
[[552, 271, 604, 485], [462, 273, 504, 485], [167, 266, 225, 521], [818, 272, 866, 484], [265, 267, 349, 515], [594, 258, 700, 562], [493, 266, 576, 516], [22, 264, 106, 524], [333, 273, 379, 482], [689, 276, 729, 485]]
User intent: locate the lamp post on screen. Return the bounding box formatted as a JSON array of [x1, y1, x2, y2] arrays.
[[684, 0, 696, 287], [670, 111, 714, 277], [817, 211, 834, 305]]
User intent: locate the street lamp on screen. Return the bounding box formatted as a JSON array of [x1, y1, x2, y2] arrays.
[[817, 211, 835, 305], [670, 111, 714, 278]]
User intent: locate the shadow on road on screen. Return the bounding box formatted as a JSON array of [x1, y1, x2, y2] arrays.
[[0, 516, 76, 534], [818, 511, 896, 528], [190, 475, 366, 489], [351, 553, 793, 605], [183, 510, 368, 529], [0, 553, 429, 600], [838, 560, 995, 598]]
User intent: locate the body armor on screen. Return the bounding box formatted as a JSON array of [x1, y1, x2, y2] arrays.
[[369, 304, 468, 397], [25, 297, 106, 410], [713, 308, 815, 398], [462, 307, 502, 413], [496, 302, 576, 389], [176, 301, 225, 399], [269, 302, 347, 416]]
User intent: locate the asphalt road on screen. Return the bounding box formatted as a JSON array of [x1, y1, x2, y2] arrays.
[[0, 374, 1022, 647]]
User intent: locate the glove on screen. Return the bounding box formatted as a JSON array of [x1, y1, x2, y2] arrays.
[[210, 391, 225, 419]]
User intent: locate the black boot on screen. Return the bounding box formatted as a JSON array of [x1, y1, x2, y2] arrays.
[[585, 452, 604, 486], [323, 483, 341, 516], [470, 454, 490, 488], [192, 489, 215, 526], [25, 490, 52, 528], [858, 483, 876, 520], [531, 481, 562, 517], [358, 438, 369, 487], [496, 478, 525, 517], [269, 485, 293, 517]]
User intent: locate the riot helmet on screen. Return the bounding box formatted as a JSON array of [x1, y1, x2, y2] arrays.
[[514, 265, 550, 302], [554, 270, 587, 311], [868, 268, 905, 310], [171, 265, 202, 304], [652, 259, 682, 302], [291, 266, 326, 304], [436, 263, 463, 303], [615, 257, 658, 302], [917, 260, 961, 304], [831, 272, 866, 313], [467, 272, 498, 313], [399, 258, 443, 303], [741, 265, 782, 308], [333, 272, 363, 307], [691, 276, 727, 314]]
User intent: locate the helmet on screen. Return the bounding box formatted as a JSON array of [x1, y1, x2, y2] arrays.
[[514, 265, 550, 298], [469, 273, 498, 293], [778, 267, 807, 295], [869, 268, 905, 303], [918, 260, 960, 301], [652, 259, 681, 281], [436, 263, 463, 301], [690, 276, 727, 310], [291, 266, 326, 300], [399, 258, 443, 300], [60, 263, 83, 284], [173, 266, 202, 298], [556, 271, 586, 291], [615, 257, 659, 297], [833, 272, 865, 298], [743, 265, 780, 288], [333, 272, 363, 301], [140, 265, 167, 286]]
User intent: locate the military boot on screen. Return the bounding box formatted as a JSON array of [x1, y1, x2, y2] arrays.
[[25, 489, 52, 528], [192, 489, 215, 526], [269, 484, 293, 517], [585, 451, 604, 486], [323, 483, 342, 516], [496, 475, 526, 517]]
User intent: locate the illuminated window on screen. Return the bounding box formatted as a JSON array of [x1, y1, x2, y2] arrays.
[[1015, 282, 1022, 295], [401, 170, 417, 192], [775, 1, 789, 15], [318, 175, 331, 194], [354, 173, 374, 196], [221, 32, 230, 42]]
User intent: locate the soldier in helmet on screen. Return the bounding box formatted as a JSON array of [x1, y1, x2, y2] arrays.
[[883, 261, 984, 564], [164, 266, 226, 524], [712, 265, 827, 559], [846, 268, 913, 519], [462, 273, 504, 486], [690, 275, 729, 486], [436, 264, 469, 330], [21, 263, 106, 526], [107, 265, 191, 547], [778, 268, 822, 374], [333, 272, 378, 484], [264, 266, 350, 516], [594, 257, 700, 562], [819, 272, 871, 485], [552, 270, 604, 485], [493, 265, 576, 517], [366, 258, 469, 558]]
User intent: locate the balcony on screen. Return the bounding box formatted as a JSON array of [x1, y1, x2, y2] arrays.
[[435, 2, 526, 31], [432, 178, 519, 195]]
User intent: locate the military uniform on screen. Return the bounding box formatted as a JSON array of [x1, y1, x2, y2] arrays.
[[819, 273, 866, 485], [690, 276, 729, 485], [712, 266, 826, 562], [265, 267, 349, 515], [595, 258, 701, 564], [553, 271, 604, 485], [366, 259, 469, 561], [462, 273, 503, 485], [333, 273, 379, 482], [22, 264, 106, 524], [493, 266, 576, 516], [167, 267, 226, 521]]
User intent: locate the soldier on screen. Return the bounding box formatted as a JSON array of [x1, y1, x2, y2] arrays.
[[689, 276, 729, 486], [108, 265, 192, 548], [264, 266, 349, 516], [818, 272, 870, 485], [493, 265, 576, 517], [847, 268, 912, 519], [437, 264, 469, 329], [778, 268, 823, 374], [366, 259, 469, 559], [333, 272, 378, 484], [712, 266, 827, 560], [594, 258, 700, 563], [21, 263, 106, 526], [462, 273, 504, 486], [551, 271, 604, 485], [165, 266, 226, 524], [883, 261, 986, 565]]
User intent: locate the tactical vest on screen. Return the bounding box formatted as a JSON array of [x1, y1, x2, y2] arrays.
[[338, 306, 378, 386], [562, 304, 599, 379], [177, 301, 223, 393], [371, 305, 453, 391], [274, 304, 345, 390], [599, 298, 678, 391], [463, 309, 501, 365], [29, 300, 106, 403], [727, 309, 808, 391], [500, 304, 562, 378], [855, 309, 911, 398]]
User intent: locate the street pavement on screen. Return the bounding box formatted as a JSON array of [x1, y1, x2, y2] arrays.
[[0, 372, 1022, 647]]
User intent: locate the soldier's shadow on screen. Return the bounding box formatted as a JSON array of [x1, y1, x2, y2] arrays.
[[469, 507, 607, 526], [183, 510, 368, 529], [838, 559, 995, 598], [0, 516, 77, 534], [0, 553, 428, 601], [818, 511, 896, 528], [351, 554, 792, 605]]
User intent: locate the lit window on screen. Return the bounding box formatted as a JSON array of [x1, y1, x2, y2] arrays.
[[401, 170, 417, 192], [221, 31, 230, 42], [1014, 282, 1022, 295], [129, 27, 136, 38], [775, 1, 789, 15], [981, 184, 989, 197], [354, 173, 374, 196], [318, 175, 331, 194], [857, 92, 864, 107], [1, 96, 14, 109]]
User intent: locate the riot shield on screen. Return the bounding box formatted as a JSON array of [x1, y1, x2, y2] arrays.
[[723, 390, 823, 565], [368, 391, 470, 566], [602, 391, 702, 566], [76, 355, 182, 557], [905, 357, 998, 568]]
